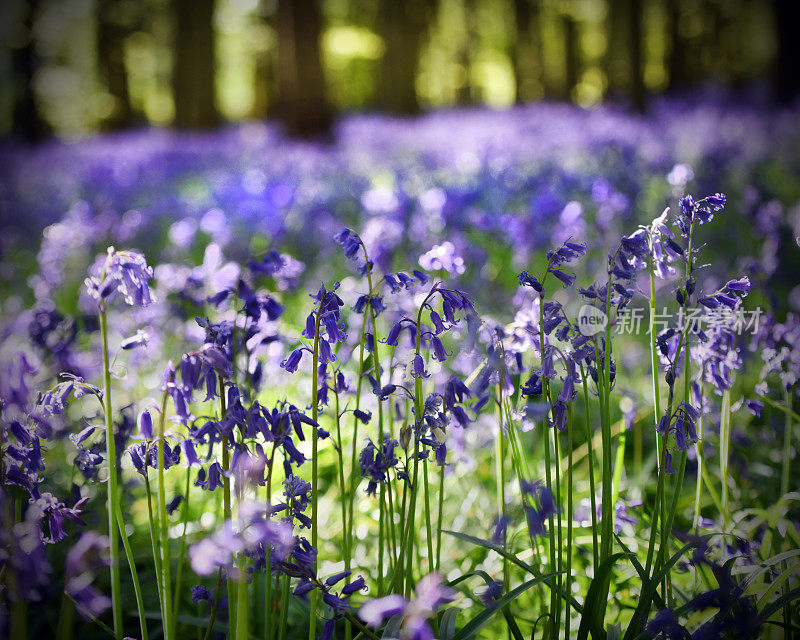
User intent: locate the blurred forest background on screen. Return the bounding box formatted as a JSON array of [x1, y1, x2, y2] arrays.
[[1, 0, 798, 140]]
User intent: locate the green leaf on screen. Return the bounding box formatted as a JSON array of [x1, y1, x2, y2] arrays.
[[439, 608, 459, 640], [381, 613, 404, 639], [755, 561, 800, 611], [577, 552, 632, 640], [450, 575, 555, 640], [614, 534, 665, 610], [758, 587, 800, 623], [442, 530, 582, 613]]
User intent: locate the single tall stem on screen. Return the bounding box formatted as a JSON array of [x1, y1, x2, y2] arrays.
[[309, 309, 323, 640], [580, 368, 599, 569], [157, 375, 174, 640], [173, 466, 192, 636], [99, 309, 123, 639], [782, 387, 793, 496]]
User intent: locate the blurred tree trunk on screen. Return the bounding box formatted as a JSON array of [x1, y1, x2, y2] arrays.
[[250, 0, 276, 119], [774, 0, 800, 103], [605, 0, 628, 98], [456, 0, 477, 105], [629, 0, 644, 110], [172, 0, 219, 129], [97, 0, 135, 130], [11, 0, 50, 142], [562, 12, 579, 101], [666, 0, 690, 91], [605, 0, 644, 109], [512, 0, 544, 102], [276, 0, 331, 137], [376, 0, 431, 114]]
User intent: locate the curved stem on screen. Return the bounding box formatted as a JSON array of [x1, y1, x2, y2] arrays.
[[309, 307, 323, 640], [99, 309, 123, 639], [157, 378, 174, 640]]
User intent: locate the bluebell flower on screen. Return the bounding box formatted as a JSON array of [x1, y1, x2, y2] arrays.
[[430, 336, 450, 362], [166, 495, 183, 515], [137, 409, 153, 440], [120, 329, 149, 350], [281, 348, 304, 373], [548, 269, 575, 288], [517, 271, 543, 293], [411, 354, 430, 379], [190, 585, 211, 604], [745, 399, 763, 417], [549, 400, 568, 430], [84, 246, 155, 308], [480, 580, 503, 606]]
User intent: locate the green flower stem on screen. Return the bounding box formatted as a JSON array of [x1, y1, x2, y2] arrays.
[[719, 388, 732, 529], [333, 386, 352, 625], [565, 405, 574, 639], [435, 461, 445, 573], [761, 395, 800, 423], [114, 501, 149, 640], [692, 379, 706, 534], [156, 375, 174, 640], [203, 568, 225, 640], [172, 466, 192, 637], [423, 457, 435, 574], [401, 286, 438, 596], [278, 574, 290, 640], [99, 309, 123, 639], [346, 314, 367, 583], [378, 485, 386, 594], [495, 380, 509, 596], [644, 255, 665, 581], [782, 387, 793, 496], [219, 378, 235, 637], [600, 267, 615, 564], [235, 552, 249, 640], [661, 222, 696, 602], [579, 367, 599, 569], [264, 442, 278, 640], [610, 425, 626, 516], [309, 307, 323, 640], [537, 289, 559, 640], [143, 471, 165, 620]]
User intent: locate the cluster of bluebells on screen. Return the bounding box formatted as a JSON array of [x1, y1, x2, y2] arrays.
[[517, 239, 593, 430], [281, 282, 346, 375], [0, 161, 792, 640], [84, 246, 155, 308], [748, 313, 800, 416]]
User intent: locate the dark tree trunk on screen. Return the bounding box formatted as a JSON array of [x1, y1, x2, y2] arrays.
[[276, 0, 331, 137], [172, 0, 219, 129], [562, 12, 579, 101], [456, 0, 477, 105], [376, 0, 431, 114], [774, 0, 800, 103], [605, 0, 628, 98], [666, 0, 690, 91], [250, 0, 276, 119], [605, 0, 644, 109], [97, 0, 135, 130], [11, 0, 49, 142], [629, 0, 644, 111], [512, 0, 545, 102]]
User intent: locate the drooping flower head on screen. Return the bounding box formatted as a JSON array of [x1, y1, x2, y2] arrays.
[[84, 246, 155, 308]]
